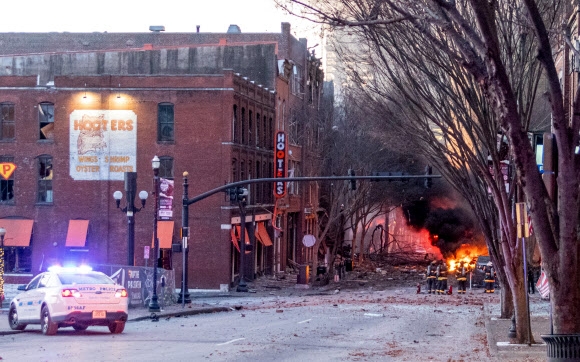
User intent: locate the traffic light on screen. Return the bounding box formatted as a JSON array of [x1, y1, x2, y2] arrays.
[[236, 187, 248, 202], [424, 165, 433, 189], [348, 169, 356, 190]]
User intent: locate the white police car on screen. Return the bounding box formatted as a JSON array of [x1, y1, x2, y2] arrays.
[[7, 266, 129, 335]]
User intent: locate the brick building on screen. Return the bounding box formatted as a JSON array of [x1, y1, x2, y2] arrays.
[[0, 23, 324, 290]]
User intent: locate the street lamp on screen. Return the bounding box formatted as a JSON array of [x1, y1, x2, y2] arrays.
[[236, 188, 249, 292], [0, 226, 6, 308], [149, 155, 161, 313], [113, 172, 148, 266]]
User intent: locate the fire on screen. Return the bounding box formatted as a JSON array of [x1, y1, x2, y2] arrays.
[[446, 244, 488, 271]]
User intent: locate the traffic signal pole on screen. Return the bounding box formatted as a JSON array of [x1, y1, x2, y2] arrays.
[[181, 173, 441, 293]]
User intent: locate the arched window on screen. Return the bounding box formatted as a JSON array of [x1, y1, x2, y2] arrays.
[[233, 105, 239, 143], [157, 103, 174, 142], [38, 102, 55, 140], [248, 110, 253, 146], [256, 113, 261, 148], [241, 108, 246, 145]]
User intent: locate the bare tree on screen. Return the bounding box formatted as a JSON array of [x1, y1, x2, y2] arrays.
[[277, 0, 564, 340]]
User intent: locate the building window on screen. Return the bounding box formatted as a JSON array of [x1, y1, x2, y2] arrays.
[[159, 156, 174, 179], [0, 102, 15, 140], [248, 110, 253, 146], [232, 158, 238, 182], [38, 102, 55, 140], [256, 113, 261, 148], [241, 108, 246, 145], [157, 103, 174, 142], [233, 105, 239, 143], [37, 155, 53, 203], [0, 155, 14, 203], [292, 65, 304, 95]]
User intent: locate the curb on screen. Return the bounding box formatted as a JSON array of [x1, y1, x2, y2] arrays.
[[129, 306, 232, 322]]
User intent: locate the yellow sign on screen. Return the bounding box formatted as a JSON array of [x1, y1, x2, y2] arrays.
[[515, 202, 530, 238], [0, 162, 16, 180]]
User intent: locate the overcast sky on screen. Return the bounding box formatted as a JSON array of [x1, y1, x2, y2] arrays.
[[1, 0, 317, 37]]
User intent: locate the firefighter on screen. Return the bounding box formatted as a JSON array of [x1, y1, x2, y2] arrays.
[[426, 260, 437, 294], [436, 260, 448, 295], [483, 261, 495, 293], [456, 261, 468, 294]]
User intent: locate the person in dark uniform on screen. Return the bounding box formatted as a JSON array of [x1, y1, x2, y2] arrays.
[[436, 261, 448, 295], [456, 261, 468, 294], [483, 261, 495, 293], [426, 261, 438, 294]]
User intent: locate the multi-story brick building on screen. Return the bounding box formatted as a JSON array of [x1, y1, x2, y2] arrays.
[[0, 23, 324, 291]]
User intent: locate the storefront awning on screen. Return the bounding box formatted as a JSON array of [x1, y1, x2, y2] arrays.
[[65, 220, 89, 247], [255, 222, 273, 246], [0, 219, 33, 247], [235, 225, 251, 254], [152, 221, 174, 249], [230, 227, 240, 252]]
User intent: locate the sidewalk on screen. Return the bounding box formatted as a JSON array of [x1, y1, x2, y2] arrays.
[[0, 283, 553, 361]]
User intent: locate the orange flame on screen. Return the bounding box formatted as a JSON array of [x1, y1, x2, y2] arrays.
[[446, 244, 488, 271]]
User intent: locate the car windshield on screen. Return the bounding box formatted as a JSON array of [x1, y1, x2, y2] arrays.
[[57, 273, 115, 285]]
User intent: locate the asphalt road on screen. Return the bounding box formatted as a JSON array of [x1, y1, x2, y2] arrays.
[[0, 290, 492, 361]]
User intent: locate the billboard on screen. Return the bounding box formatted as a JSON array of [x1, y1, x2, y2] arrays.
[[69, 110, 137, 181]]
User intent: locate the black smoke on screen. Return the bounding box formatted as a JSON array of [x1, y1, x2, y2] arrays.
[[402, 198, 476, 257]]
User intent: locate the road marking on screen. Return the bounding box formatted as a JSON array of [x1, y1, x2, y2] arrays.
[[298, 319, 312, 324], [364, 313, 384, 317], [216, 338, 245, 346]]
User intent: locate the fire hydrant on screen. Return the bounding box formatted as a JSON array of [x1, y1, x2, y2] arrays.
[[416, 283, 421, 294], [447, 285, 453, 295]]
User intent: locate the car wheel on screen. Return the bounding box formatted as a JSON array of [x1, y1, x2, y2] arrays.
[[40, 305, 58, 336], [108, 321, 125, 334], [72, 323, 88, 331], [8, 305, 27, 331]]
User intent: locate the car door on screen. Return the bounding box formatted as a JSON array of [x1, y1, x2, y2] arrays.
[[16, 274, 42, 321], [29, 273, 53, 320]]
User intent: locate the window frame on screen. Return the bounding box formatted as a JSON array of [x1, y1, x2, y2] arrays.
[[0, 155, 15, 204], [38, 102, 55, 140], [0, 102, 15, 141], [37, 155, 53, 204], [157, 103, 175, 142], [159, 156, 174, 179]]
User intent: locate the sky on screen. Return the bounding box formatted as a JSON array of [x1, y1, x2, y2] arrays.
[[0, 0, 318, 38]]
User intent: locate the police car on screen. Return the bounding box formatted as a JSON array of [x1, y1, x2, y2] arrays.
[[7, 266, 128, 335]]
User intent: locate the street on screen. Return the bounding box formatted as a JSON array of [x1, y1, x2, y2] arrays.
[[0, 289, 494, 361]]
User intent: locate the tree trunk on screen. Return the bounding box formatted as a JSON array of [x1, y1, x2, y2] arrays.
[[497, 272, 513, 319]]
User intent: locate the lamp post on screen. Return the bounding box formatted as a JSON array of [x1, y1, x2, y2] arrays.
[[113, 172, 148, 266], [149, 156, 161, 313], [178, 172, 191, 304], [0, 226, 6, 308]]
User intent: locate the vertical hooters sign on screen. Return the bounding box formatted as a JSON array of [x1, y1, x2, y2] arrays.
[[274, 131, 287, 198]]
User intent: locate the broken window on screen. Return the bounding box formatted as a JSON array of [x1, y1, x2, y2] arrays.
[[38, 102, 55, 140], [0, 155, 15, 203], [157, 103, 174, 142], [0, 102, 15, 140], [37, 155, 53, 203]]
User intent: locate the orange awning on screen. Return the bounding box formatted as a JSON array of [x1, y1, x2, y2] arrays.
[[230, 227, 240, 252], [256, 222, 273, 247], [65, 220, 89, 247], [235, 225, 251, 254], [152, 221, 174, 249], [0, 219, 33, 247]]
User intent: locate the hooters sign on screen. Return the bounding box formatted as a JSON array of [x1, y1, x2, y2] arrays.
[[274, 131, 287, 198]]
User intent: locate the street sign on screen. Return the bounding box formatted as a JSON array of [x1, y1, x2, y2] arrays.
[[0, 162, 16, 180], [515, 202, 530, 238]]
